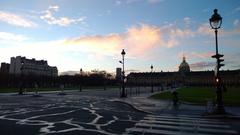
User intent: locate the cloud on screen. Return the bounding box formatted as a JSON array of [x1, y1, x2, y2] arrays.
[[63, 23, 193, 59], [115, 0, 163, 5], [147, 0, 164, 3], [188, 52, 240, 70], [0, 32, 28, 42], [60, 71, 79, 75], [0, 40, 78, 72], [197, 23, 213, 36], [183, 52, 214, 59], [0, 11, 36, 27], [125, 69, 140, 73], [234, 6, 240, 12], [197, 22, 240, 37], [40, 5, 86, 26], [224, 53, 240, 69], [124, 24, 162, 55], [233, 19, 239, 26], [64, 34, 122, 56], [183, 17, 191, 27], [115, 0, 123, 5], [1, 20, 238, 72], [202, 8, 209, 13], [190, 61, 216, 70], [49, 5, 59, 11], [126, 0, 141, 4]]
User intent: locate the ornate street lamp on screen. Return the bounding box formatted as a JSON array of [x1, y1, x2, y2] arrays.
[[120, 49, 126, 97], [210, 9, 222, 54], [209, 9, 225, 114], [150, 65, 153, 93]]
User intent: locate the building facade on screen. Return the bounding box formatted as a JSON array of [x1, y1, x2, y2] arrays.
[[0, 62, 10, 74], [9, 56, 58, 77], [116, 67, 122, 81], [127, 57, 240, 87]]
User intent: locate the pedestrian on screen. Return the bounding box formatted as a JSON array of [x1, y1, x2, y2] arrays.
[[60, 84, 64, 92], [172, 89, 178, 105], [34, 82, 38, 95]]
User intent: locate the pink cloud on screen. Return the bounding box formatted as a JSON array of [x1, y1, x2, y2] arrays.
[[190, 61, 216, 70], [63, 23, 196, 59], [0, 11, 36, 27], [197, 23, 214, 36], [197, 22, 240, 37], [178, 52, 214, 60], [189, 52, 214, 59]]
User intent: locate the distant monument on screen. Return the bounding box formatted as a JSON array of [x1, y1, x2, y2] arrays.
[[178, 56, 190, 73]]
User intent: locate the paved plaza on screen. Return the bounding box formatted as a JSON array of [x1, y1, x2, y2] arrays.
[[0, 88, 239, 135]]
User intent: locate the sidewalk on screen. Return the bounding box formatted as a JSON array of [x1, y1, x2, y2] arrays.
[[114, 90, 240, 118]]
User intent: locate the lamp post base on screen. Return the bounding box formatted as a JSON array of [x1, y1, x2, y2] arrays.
[[121, 95, 127, 98], [213, 104, 226, 114], [121, 90, 127, 98]]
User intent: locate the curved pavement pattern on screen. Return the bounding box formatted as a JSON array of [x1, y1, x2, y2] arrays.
[[0, 93, 145, 135], [0, 89, 239, 135]]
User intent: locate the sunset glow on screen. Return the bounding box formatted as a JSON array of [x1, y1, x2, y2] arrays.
[[0, 0, 239, 74]]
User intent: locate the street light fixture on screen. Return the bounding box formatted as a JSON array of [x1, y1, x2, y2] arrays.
[[210, 9, 222, 54], [150, 65, 153, 93], [209, 9, 225, 114], [120, 49, 126, 97]]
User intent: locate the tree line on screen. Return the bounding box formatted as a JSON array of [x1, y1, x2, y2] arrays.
[[0, 71, 118, 89]]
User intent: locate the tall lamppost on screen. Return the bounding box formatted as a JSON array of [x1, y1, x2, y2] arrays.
[[19, 62, 24, 95], [79, 68, 83, 92], [209, 9, 225, 114], [119, 49, 126, 97], [150, 65, 153, 93]]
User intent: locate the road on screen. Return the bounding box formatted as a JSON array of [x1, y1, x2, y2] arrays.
[[0, 88, 239, 135]]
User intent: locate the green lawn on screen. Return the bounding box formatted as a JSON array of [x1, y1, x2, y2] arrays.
[[151, 87, 240, 106]]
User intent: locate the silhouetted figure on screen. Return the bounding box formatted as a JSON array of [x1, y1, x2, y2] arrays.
[[19, 83, 23, 95], [34, 83, 38, 94], [161, 85, 164, 91], [58, 84, 66, 95], [79, 84, 82, 92], [103, 81, 106, 90], [172, 90, 178, 105], [222, 84, 227, 92], [33, 82, 41, 97]]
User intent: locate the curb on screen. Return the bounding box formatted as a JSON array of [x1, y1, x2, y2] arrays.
[[113, 98, 240, 119], [110, 99, 153, 114], [180, 101, 204, 106]]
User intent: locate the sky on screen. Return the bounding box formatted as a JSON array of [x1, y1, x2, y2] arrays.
[[0, 0, 239, 74]]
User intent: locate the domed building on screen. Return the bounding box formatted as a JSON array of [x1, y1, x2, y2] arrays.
[[127, 55, 240, 87], [179, 56, 190, 73]]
